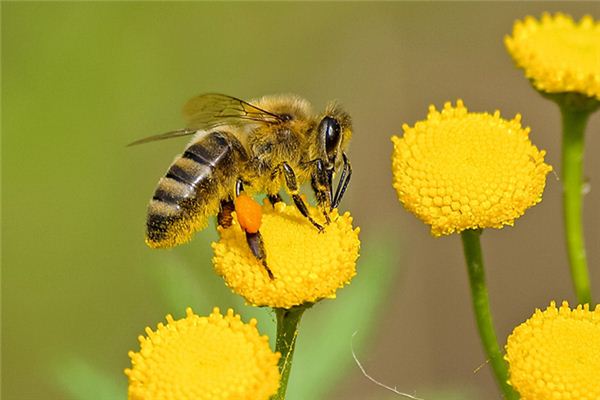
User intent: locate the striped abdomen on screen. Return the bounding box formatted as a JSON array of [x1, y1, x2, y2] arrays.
[[146, 131, 247, 248]]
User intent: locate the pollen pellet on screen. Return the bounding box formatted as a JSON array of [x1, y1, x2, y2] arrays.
[[235, 194, 262, 233]]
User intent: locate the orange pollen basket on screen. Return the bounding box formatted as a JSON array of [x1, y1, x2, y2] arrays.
[[234, 194, 263, 233]]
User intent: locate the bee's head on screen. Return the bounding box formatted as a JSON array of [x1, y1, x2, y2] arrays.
[[317, 103, 352, 170]]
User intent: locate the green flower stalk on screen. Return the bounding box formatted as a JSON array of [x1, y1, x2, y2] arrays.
[[392, 100, 552, 398], [505, 13, 600, 304], [273, 306, 307, 400], [554, 94, 599, 305], [461, 230, 519, 400]]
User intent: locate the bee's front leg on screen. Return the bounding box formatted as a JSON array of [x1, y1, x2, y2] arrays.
[[331, 152, 352, 210], [310, 159, 332, 224]]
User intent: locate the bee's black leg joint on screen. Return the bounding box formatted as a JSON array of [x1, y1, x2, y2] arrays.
[[267, 193, 283, 206], [246, 231, 274, 279], [218, 199, 235, 228]]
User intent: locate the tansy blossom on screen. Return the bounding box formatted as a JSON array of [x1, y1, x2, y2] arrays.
[[212, 201, 360, 309], [125, 307, 280, 400], [505, 13, 600, 100], [391, 100, 552, 236], [505, 301, 600, 400]]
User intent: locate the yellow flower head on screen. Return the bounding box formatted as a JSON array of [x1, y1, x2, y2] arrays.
[[506, 13, 600, 100], [505, 301, 600, 400], [212, 202, 360, 309], [391, 100, 552, 236], [125, 307, 280, 400]]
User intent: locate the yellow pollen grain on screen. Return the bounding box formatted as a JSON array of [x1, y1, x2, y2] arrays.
[[212, 202, 360, 309], [505, 301, 600, 400], [505, 13, 600, 100], [125, 307, 280, 400], [391, 100, 552, 236]]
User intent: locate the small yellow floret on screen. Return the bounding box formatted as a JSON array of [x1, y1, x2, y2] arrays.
[[212, 202, 360, 309], [506, 13, 600, 100], [505, 301, 600, 400], [391, 100, 552, 236], [125, 307, 280, 400]]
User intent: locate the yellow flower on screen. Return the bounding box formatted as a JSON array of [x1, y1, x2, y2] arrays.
[[505, 13, 600, 100], [212, 201, 360, 309], [505, 301, 600, 400], [125, 307, 280, 400], [391, 100, 552, 236]]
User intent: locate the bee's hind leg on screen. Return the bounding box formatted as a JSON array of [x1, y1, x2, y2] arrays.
[[234, 178, 274, 279], [217, 199, 235, 228], [245, 231, 273, 279]]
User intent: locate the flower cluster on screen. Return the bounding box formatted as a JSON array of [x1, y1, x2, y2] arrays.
[[506, 301, 600, 399], [125, 308, 280, 400], [505, 13, 600, 100], [213, 201, 360, 308], [391, 100, 552, 236]]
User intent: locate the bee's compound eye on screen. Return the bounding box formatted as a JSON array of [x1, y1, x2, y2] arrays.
[[319, 116, 342, 155]]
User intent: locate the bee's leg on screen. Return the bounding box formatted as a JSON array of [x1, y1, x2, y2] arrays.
[[331, 153, 352, 210], [267, 193, 283, 206], [234, 178, 274, 279], [281, 162, 324, 231], [245, 231, 273, 279], [217, 198, 235, 228], [310, 159, 332, 224]]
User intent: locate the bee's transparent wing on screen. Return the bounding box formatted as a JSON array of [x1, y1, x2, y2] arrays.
[[127, 128, 198, 146], [128, 93, 283, 146], [183, 93, 283, 129]]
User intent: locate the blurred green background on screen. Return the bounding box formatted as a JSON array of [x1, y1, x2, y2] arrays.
[[3, 2, 599, 400]]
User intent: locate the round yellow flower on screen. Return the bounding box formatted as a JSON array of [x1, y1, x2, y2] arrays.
[[505, 301, 600, 400], [391, 100, 552, 236], [212, 201, 360, 309], [506, 13, 600, 100], [125, 307, 280, 400]]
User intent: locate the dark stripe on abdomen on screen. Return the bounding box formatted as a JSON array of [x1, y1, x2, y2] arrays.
[[184, 143, 218, 167], [182, 150, 214, 167], [152, 187, 180, 205], [166, 164, 197, 187]]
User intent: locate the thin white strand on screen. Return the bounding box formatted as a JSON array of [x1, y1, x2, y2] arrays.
[[351, 332, 425, 400]]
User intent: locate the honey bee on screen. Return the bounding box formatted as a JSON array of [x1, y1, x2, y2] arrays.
[[130, 93, 352, 278]]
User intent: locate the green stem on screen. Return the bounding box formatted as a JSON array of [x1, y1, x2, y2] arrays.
[[272, 306, 306, 400], [461, 229, 519, 400], [560, 106, 592, 305]]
